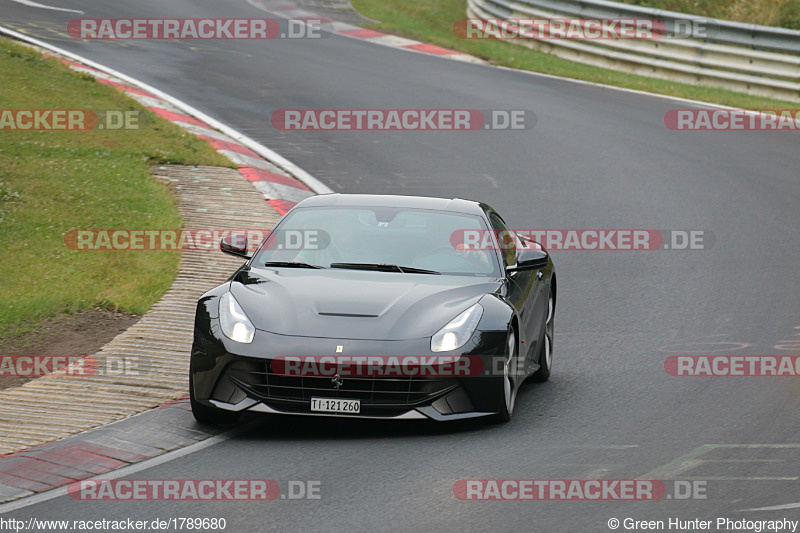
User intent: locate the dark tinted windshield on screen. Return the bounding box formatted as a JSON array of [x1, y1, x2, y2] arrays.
[[254, 207, 501, 277]]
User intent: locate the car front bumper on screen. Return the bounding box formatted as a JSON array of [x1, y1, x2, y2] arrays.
[[191, 322, 509, 421]]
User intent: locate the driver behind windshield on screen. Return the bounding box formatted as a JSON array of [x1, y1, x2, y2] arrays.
[[289, 210, 370, 266]]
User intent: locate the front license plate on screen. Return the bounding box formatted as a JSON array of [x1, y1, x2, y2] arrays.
[[310, 397, 360, 414]]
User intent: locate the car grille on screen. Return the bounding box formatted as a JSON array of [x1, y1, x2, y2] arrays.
[[224, 359, 458, 407]]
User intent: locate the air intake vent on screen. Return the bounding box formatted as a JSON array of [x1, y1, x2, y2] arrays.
[[317, 312, 379, 318]]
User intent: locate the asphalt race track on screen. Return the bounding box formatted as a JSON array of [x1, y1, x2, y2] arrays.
[[2, 0, 800, 530]]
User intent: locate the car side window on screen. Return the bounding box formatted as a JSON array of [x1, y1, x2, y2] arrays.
[[488, 212, 516, 267]]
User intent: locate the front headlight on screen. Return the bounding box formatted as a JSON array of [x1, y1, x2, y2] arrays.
[[431, 303, 483, 352], [219, 292, 255, 344]]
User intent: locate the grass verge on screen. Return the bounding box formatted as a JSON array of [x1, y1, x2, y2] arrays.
[[617, 0, 800, 30], [0, 38, 233, 340], [350, 0, 798, 110]]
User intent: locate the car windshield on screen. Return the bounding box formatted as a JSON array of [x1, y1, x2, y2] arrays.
[[254, 206, 501, 277]]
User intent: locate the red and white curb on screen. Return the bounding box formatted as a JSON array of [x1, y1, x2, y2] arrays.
[[0, 399, 231, 507], [248, 0, 485, 64], [0, 25, 333, 216], [57, 59, 314, 214]]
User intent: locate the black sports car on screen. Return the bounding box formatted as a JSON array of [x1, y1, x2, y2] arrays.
[[190, 194, 555, 424]]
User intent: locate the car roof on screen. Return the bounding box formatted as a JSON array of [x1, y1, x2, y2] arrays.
[[293, 193, 489, 217]]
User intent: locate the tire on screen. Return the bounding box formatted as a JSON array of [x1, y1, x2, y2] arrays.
[[189, 371, 241, 425], [531, 291, 555, 383], [491, 329, 517, 423]]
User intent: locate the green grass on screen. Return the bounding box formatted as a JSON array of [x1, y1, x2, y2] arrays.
[[619, 0, 800, 30], [350, 0, 798, 110], [0, 38, 233, 340]]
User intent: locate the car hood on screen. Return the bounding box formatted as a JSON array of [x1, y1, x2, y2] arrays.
[[229, 266, 501, 341]]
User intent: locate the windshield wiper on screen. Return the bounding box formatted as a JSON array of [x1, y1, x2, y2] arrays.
[[264, 261, 323, 269], [329, 262, 440, 275]]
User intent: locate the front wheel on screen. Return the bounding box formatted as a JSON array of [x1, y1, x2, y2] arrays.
[[491, 329, 517, 423], [531, 292, 554, 383]]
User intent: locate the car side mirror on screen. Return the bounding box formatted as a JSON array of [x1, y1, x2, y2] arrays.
[[506, 247, 548, 272], [220, 234, 252, 259]]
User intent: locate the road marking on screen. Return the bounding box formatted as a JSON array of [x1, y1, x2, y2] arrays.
[[481, 174, 499, 189], [657, 341, 752, 353], [8, 0, 83, 14], [641, 444, 800, 480], [567, 445, 639, 449], [0, 429, 240, 514], [741, 502, 800, 512]]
